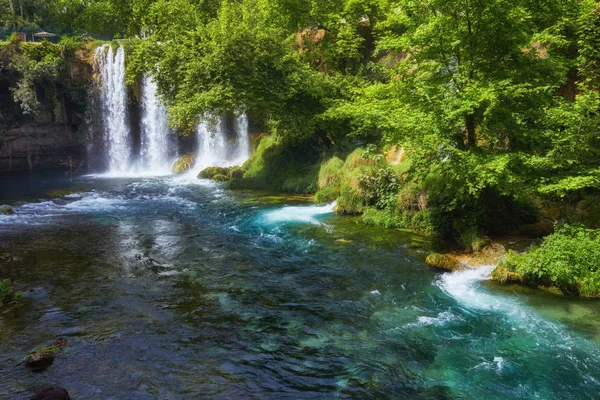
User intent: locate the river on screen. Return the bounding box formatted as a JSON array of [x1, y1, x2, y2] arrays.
[[1, 171, 599, 399]]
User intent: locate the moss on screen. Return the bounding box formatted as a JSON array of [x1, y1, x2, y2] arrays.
[[491, 264, 524, 284], [229, 166, 244, 180], [0, 206, 14, 215], [198, 166, 231, 179], [231, 134, 320, 193], [47, 189, 85, 197], [425, 253, 463, 272], [213, 174, 230, 182], [172, 153, 195, 174]]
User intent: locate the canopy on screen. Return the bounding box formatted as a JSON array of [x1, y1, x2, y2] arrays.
[[33, 31, 57, 38]]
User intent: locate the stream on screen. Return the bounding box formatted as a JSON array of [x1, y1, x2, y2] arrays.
[[1, 171, 600, 399]]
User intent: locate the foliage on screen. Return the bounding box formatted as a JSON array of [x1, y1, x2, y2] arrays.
[[0, 279, 22, 306], [497, 224, 600, 297], [231, 135, 320, 193]]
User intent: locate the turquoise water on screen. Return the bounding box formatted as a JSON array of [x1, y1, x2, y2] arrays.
[[0, 172, 599, 399]]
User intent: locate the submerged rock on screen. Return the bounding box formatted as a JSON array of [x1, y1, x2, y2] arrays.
[[22, 339, 68, 371], [30, 386, 70, 400], [425, 253, 463, 272], [171, 153, 195, 174], [0, 206, 14, 215]]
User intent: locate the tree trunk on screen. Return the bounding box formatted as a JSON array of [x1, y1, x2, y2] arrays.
[[315, 128, 333, 148], [8, 0, 16, 30]]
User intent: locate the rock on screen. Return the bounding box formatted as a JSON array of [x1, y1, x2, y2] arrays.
[[198, 166, 231, 179], [385, 145, 406, 165], [23, 338, 68, 371], [0, 206, 14, 215], [519, 219, 554, 237], [229, 166, 244, 180], [425, 253, 463, 272], [30, 386, 71, 400], [171, 153, 195, 174], [213, 174, 230, 182], [491, 265, 523, 284]]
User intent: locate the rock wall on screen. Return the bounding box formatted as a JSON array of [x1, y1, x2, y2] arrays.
[[0, 122, 84, 172]]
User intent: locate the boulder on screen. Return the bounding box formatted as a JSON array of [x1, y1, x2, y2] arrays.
[[425, 253, 463, 272], [30, 386, 70, 400], [213, 174, 230, 182], [229, 166, 244, 180], [22, 339, 68, 371], [491, 265, 523, 284], [171, 153, 195, 174], [198, 166, 231, 179]]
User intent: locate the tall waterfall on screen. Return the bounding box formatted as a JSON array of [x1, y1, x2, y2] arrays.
[[140, 76, 176, 173], [194, 114, 250, 172], [94, 45, 131, 173]]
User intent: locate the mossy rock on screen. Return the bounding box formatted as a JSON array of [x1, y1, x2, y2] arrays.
[[229, 166, 244, 180], [491, 265, 524, 284], [172, 153, 195, 174], [213, 174, 230, 182], [425, 253, 463, 272], [0, 206, 14, 215], [21, 339, 68, 371], [198, 166, 231, 179], [47, 189, 84, 198]]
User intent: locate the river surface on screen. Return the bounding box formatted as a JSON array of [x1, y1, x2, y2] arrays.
[[1, 171, 600, 399]]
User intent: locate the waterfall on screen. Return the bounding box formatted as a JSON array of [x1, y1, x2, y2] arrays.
[[140, 76, 176, 173], [232, 113, 251, 166], [194, 113, 250, 172], [94, 45, 131, 173]]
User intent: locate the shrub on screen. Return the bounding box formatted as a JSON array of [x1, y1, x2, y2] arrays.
[[496, 224, 600, 297], [0, 279, 22, 306]]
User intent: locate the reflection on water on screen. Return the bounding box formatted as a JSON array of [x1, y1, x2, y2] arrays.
[[0, 173, 599, 399]]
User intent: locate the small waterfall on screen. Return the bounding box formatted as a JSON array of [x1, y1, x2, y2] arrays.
[[194, 113, 250, 172], [94, 45, 131, 173], [140, 76, 176, 173], [233, 113, 251, 165]]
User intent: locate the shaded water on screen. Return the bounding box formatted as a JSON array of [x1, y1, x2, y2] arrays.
[[1, 173, 600, 399]]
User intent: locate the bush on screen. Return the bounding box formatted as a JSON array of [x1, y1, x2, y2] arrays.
[[0, 279, 22, 306], [496, 224, 600, 297]]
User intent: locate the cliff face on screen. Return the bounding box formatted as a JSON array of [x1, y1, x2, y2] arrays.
[[0, 121, 83, 172], [0, 40, 91, 172]]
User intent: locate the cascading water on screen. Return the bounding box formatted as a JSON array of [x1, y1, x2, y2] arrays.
[[140, 76, 176, 173], [94, 45, 131, 173], [194, 113, 250, 173], [232, 113, 250, 165]]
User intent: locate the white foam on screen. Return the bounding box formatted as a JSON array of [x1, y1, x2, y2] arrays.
[[261, 202, 336, 225]]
